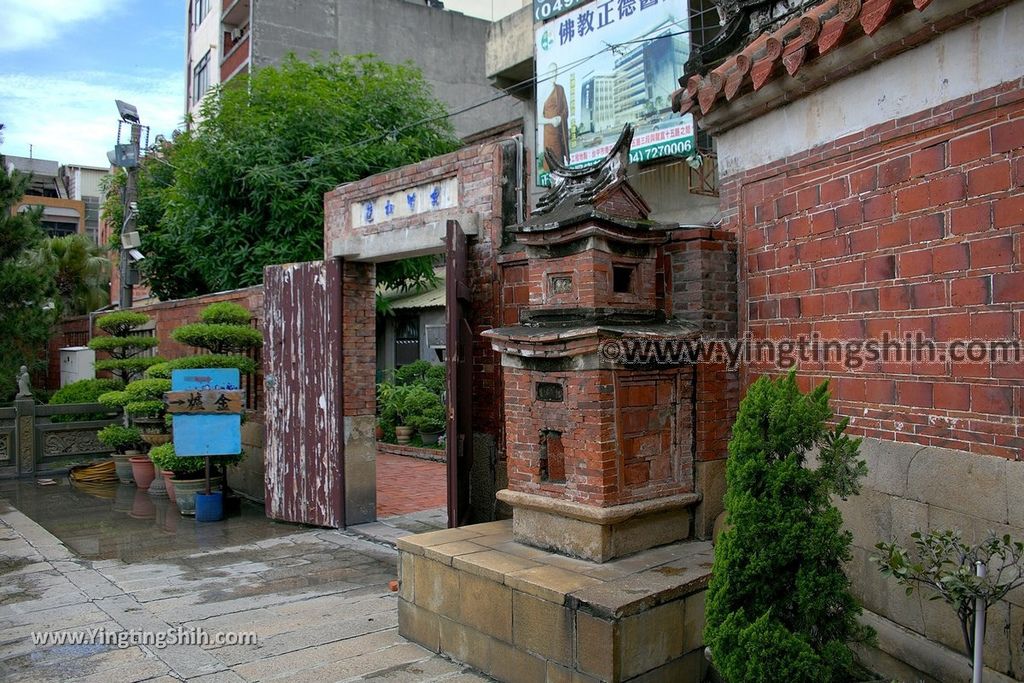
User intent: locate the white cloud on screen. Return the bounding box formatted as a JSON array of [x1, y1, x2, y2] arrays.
[[0, 70, 184, 166], [0, 0, 125, 52]]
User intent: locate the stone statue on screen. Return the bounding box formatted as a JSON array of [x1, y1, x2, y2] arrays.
[[16, 366, 31, 398]]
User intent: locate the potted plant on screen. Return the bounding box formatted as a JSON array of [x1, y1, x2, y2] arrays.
[[149, 443, 243, 516], [408, 394, 446, 446], [97, 424, 144, 484], [379, 383, 439, 445]]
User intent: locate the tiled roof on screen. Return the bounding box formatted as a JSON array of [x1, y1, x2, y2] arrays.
[[671, 0, 995, 120]]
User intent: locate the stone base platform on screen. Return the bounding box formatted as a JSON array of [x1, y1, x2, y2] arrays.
[[397, 519, 713, 682]]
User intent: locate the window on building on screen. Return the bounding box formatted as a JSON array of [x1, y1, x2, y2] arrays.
[[192, 0, 211, 28], [193, 51, 211, 104], [689, 0, 723, 52]]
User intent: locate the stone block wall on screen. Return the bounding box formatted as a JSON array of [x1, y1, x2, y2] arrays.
[[397, 521, 712, 683]]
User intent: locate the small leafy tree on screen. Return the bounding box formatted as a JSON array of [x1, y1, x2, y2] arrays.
[[89, 311, 163, 385], [705, 372, 872, 683], [0, 154, 57, 400], [874, 529, 1024, 660]]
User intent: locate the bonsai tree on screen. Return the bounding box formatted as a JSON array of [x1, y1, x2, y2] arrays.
[[170, 302, 262, 355], [48, 378, 123, 423], [874, 529, 1024, 664], [89, 311, 164, 384], [97, 424, 144, 454], [98, 377, 172, 430], [704, 372, 872, 683], [406, 392, 445, 435]]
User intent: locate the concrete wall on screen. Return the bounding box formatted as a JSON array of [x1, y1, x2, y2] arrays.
[[250, 0, 523, 139]]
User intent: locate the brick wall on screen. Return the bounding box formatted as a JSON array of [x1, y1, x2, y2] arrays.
[[724, 79, 1024, 459], [49, 287, 265, 403]]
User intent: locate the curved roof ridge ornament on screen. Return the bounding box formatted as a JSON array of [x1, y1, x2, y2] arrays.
[[533, 124, 634, 217]]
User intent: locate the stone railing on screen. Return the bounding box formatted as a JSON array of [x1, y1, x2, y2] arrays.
[[0, 399, 122, 479]]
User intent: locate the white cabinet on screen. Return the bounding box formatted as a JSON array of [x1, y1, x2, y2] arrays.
[[60, 347, 96, 386]]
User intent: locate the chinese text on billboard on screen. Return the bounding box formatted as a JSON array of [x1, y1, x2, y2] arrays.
[[535, 0, 696, 185]]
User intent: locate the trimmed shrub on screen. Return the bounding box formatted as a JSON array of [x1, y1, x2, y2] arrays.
[[87, 312, 158, 385], [150, 442, 244, 477], [97, 425, 144, 453], [704, 373, 871, 683], [95, 356, 165, 376], [124, 378, 171, 401], [48, 378, 123, 422], [171, 323, 262, 355], [95, 311, 149, 337], [145, 354, 256, 380], [199, 302, 252, 326], [88, 336, 158, 352]]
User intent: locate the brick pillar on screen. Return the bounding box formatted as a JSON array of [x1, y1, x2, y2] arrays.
[[667, 228, 739, 539], [341, 260, 377, 524]]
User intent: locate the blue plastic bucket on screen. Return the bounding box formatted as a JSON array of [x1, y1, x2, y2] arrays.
[[195, 491, 224, 522]]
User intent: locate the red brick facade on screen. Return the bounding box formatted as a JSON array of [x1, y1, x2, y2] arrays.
[[47, 286, 264, 394], [724, 79, 1024, 458]]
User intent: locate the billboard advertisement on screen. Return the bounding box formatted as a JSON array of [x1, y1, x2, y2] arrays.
[[534, 0, 696, 185]]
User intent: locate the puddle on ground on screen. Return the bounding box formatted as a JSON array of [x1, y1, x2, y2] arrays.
[[0, 478, 300, 564]]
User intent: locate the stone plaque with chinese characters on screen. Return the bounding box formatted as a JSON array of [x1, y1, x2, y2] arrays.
[[350, 177, 458, 228], [170, 369, 242, 457]]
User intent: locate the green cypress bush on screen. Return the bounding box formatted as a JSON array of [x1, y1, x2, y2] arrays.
[[704, 372, 872, 683]]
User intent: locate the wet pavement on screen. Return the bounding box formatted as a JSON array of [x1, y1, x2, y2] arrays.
[[0, 478, 297, 563], [0, 478, 485, 682]]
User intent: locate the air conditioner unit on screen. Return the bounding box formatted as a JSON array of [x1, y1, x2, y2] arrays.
[[230, 27, 243, 41]]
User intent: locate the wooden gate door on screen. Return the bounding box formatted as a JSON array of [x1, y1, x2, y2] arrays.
[[446, 220, 473, 527], [264, 260, 345, 527]]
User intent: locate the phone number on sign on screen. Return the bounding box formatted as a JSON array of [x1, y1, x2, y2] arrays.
[[534, 0, 587, 22], [629, 139, 694, 163]]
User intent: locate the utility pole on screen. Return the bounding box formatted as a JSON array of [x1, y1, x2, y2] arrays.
[[120, 122, 141, 310], [107, 100, 146, 310]]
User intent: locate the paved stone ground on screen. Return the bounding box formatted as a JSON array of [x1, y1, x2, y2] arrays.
[[0, 499, 488, 682], [375, 454, 446, 518]]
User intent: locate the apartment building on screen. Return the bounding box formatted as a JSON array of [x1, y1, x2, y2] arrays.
[[184, 0, 527, 137]]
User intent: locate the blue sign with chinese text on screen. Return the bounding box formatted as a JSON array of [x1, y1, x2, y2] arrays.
[[171, 369, 242, 457]]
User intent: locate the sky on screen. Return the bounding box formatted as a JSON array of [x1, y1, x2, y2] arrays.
[[0, 0, 184, 168]]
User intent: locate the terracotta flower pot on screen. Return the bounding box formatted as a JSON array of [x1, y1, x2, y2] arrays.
[[129, 456, 156, 490], [395, 425, 413, 445], [375, 424, 384, 440], [172, 476, 223, 517], [162, 471, 177, 504]]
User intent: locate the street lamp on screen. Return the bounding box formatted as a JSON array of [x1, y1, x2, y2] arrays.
[[106, 100, 148, 310]]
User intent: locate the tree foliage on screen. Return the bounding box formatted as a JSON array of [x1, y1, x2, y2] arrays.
[[705, 372, 872, 683], [30, 234, 110, 316], [0, 154, 57, 400], [874, 529, 1024, 659], [133, 54, 460, 301]]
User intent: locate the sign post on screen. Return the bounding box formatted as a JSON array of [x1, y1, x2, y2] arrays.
[[167, 369, 243, 520]]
